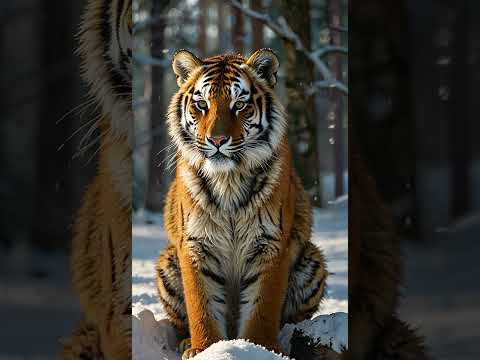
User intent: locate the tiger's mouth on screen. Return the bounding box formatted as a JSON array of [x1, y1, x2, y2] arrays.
[[208, 152, 229, 160]]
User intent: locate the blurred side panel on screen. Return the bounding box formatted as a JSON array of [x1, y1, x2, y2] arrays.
[[1, 0, 91, 358]]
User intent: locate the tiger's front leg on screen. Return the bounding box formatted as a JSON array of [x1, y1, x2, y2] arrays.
[[177, 240, 224, 359], [239, 248, 291, 354]]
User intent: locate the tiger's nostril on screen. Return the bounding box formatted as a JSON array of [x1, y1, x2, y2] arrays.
[[207, 135, 229, 147]]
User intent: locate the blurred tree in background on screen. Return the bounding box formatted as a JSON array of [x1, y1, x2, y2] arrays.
[[133, 0, 348, 211], [1, 0, 93, 250]]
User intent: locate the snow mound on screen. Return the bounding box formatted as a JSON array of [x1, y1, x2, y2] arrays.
[[133, 310, 347, 360], [133, 310, 180, 360], [279, 312, 348, 354], [192, 340, 290, 360]]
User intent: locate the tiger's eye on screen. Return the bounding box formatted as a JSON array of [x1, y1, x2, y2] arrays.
[[197, 100, 208, 110], [234, 101, 245, 110]]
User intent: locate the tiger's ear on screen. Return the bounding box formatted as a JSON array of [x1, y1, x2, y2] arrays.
[[246, 48, 279, 87], [172, 49, 203, 86]]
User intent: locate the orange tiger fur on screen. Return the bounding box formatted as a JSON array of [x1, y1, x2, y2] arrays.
[[60, 0, 132, 358], [156, 50, 327, 359], [66, 124, 132, 360]]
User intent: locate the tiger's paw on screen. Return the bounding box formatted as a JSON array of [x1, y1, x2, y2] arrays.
[[181, 347, 204, 359], [178, 337, 191, 353]]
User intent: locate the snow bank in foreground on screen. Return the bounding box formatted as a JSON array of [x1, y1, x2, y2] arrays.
[[133, 310, 179, 360], [192, 340, 290, 360], [279, 312, 347, 354], [133, 309, 347, 360]]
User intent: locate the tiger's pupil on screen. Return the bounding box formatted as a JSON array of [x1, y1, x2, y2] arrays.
[[235, 101, 245, 109], [198, 100, 207, 109]]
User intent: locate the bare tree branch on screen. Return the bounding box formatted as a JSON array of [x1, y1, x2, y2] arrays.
[[312, 45, 348, 58], [329, 24, 348, 33], [306, 80, 349, 96], [227, 0, 347, 95]]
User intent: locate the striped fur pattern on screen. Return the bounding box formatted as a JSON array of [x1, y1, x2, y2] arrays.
[[69, 135, 132, 360], [77, 0, 132, 144], [156, 49, 327, 358], [63, 0, 132, 359]]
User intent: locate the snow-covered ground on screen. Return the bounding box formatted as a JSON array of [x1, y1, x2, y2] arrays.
[[133, 198, 348, 359], [0, 245, 81, 359]]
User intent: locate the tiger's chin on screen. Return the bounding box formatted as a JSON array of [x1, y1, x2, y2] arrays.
[[203, 155, 236, 176]]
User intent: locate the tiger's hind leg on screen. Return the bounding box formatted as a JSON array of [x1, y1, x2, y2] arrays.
[[375, 316, 428, 359], [282, 241, 328, 326], [156, 245, 188, 338], [60, 320, 103, 360]]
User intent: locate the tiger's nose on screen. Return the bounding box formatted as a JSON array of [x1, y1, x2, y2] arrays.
[[207, 135, 229, 147]]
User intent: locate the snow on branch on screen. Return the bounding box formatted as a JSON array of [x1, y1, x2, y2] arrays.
[[227, 0, 348, 96]]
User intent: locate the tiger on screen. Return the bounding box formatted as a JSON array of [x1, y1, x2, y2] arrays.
[[347, 137, 427, 360], [155, 49, 328, 359], [60, 0, 132, 359]]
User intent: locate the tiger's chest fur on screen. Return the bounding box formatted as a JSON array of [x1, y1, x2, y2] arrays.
[[186, 204, 282, 337], [176, 154, 288, 338]]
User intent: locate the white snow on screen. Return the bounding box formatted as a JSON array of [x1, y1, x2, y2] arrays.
[[133, 309, 347, 360], [279, 312, 348, 354], [132, 198, 348, 359], [0, 245, 81, 359], [183, 339, 290, 360], [133, 310, 179, 360]]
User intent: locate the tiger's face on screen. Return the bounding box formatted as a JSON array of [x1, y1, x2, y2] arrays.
[[168, 49, 286, 176]]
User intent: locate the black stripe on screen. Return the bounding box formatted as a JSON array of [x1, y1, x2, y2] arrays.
[[116, 0, 125, 50], [304, 260, 321, 287], [265, 207, 275, 225], [199, 242, 221, 265], [109, 231, 116, 286], [196, 169, 217, 206], [180, 203, 184, 229], [157, 269, 177, 298], [100, 0, 131, 100], [303, 279, 325, 304], [241, 273, 259, 291], [201, 268, 226, 286], [290, 246, 307, 274], [258, 210, 263, 227], [246, 243, 267, 264], [262, 233, 279, 242], [212, 295, 226, 304]]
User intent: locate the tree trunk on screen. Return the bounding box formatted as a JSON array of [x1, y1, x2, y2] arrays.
[[145, 0, 170, 212], [329, 0, 345, 198], [281, 0, 322, 207], [251, 0, 264, 51], [32, 0, 87, 249], [232, 0, 245, 53], [218, 0, 227, 52], [198, 0, 208, 57]]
